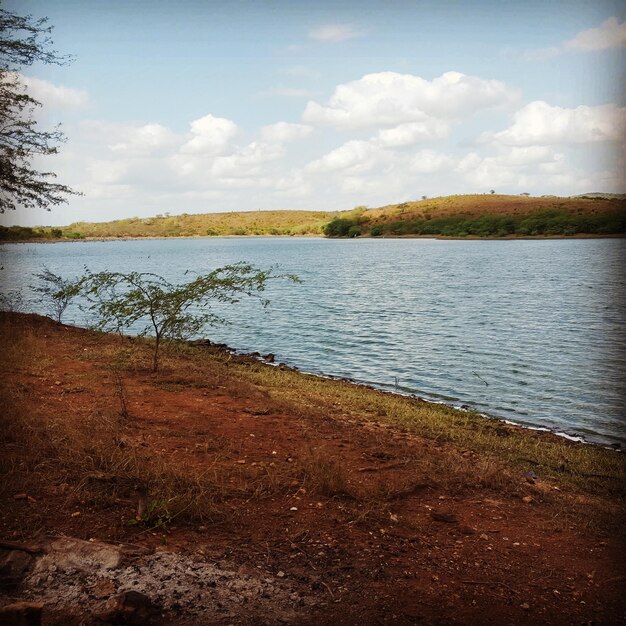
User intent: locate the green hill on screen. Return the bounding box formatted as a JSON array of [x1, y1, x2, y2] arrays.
[[324, 194, 626, 238], [1, 194, 625, 242]]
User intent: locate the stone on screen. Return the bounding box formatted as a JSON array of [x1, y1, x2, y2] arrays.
[[430, 510, 458, 524], [0, 549, 34, 589], [32, 537, 123, 576], [0, 602, 43, 626], [98, 590, 161, 625]]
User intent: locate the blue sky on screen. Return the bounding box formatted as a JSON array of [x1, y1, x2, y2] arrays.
[[3, 0, 625, 226]]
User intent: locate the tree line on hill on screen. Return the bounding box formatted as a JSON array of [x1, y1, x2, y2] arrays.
[[323, 209, 626, 238]]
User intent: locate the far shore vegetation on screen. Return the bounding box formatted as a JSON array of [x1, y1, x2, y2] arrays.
[[2, 193, 625, 242]]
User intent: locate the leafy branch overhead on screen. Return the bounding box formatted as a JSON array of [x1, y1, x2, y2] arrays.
[[0, 7, 80, 213], [81, 263, 300, 371]]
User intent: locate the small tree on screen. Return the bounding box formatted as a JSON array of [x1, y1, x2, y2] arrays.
[[33, 267, 82, 323], [81, 263, 299, 372], [490, 189, 495, 194]]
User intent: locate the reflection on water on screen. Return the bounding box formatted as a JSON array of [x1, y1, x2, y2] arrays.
[[1, 236, 624, 445]]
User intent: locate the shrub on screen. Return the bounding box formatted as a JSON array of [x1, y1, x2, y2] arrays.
[[323, 218, 360, 237], [347, 225, 361, 238]]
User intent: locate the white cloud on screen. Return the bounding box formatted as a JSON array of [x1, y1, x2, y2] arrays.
[[210, 142, 285, 178], [565, 17, 626, 51], [260, 122, 313, 143], [526, 17, 626, 59], [109, 123, 179, 156], [305, 140, 382, 174], [303, 71, 518, 130], [20, 74, 88, 108], [180, 114, 238, 155], [409, 149, 455, 173], [376, 120, 450, 147], [495, 145, 558, 166], [486, 101, 626, 146], [309, 24, 366, 42]]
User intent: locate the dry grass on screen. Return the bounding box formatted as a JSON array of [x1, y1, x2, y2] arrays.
[[1, 313, 624, 536], [235, 363, 626, 498], [364, 193, 626, 222]]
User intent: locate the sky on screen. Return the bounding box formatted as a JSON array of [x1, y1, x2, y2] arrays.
[[2, 0, 626, 227]]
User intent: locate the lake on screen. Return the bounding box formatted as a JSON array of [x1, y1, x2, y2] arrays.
[[1, 237, 625, 446]]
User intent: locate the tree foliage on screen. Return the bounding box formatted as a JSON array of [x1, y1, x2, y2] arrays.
[[81, 264, 299, 371], [0, 7, 79, 213], [33, 267, 82, 323]]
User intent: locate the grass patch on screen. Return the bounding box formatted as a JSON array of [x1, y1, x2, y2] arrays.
[[1, 312, 624, 536]]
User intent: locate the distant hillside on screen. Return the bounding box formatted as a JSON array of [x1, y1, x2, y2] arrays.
[[571, 192, 626, 200], [0, 210, 335, 241], [324, 194, 626, 238], [1, 194, 625, 242]]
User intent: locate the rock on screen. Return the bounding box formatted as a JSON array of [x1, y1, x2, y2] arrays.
[[0, 549, 34, 589], [97, 590, 160, 625], [479, 534, 489, 541], [0, 602, 43, 626], [520, 602, 530, 610], [523, 471, 537, 484], [430, 510, 458, 524], [32, 537, 123, 575], [522, 495, 533, 504], [263, 353, 275, 363], [459, 525, 477, 535]]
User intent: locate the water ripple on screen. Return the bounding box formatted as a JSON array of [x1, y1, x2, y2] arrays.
[[1, 236, 624, 445]]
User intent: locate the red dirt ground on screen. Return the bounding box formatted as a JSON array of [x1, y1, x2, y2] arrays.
[[1, 315, 624, 625]]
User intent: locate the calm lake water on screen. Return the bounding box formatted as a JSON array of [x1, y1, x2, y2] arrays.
[[2, 237, 625, 445]]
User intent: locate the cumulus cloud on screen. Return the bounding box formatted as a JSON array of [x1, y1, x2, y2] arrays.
[[180, 113, 238, 155], [376, 120, 450, 147], [210, 142, 285, 178], [409, 149, 455, 173], [303, 71, 518, 130], [305, 140, 383, 174], [109, 123, 179, 156], [309, 24, 366, 42], [526, 17, 626, 59], [484, 101, 626, 146], [20, 74, 88, 108], [260, 122, 313, 143], [565, 17, 626, 51]]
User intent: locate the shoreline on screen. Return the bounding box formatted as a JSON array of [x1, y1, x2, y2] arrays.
[[1, 311, 625, 625], [193, 336, 625, 451], [1, 232, 626, 245]]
